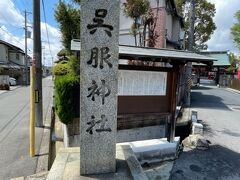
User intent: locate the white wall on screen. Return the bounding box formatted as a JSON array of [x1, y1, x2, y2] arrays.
[[172, 17, 181, 41], [9, 52, 24, 65], [119, 0, 167, 46], [166, 13, 173, 40], [0, 44, 8, 62]]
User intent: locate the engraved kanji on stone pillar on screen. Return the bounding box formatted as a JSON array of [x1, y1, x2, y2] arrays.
[[80, 0, 120, 175]]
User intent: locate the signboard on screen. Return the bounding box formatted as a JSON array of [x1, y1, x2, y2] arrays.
[[118, 70, 167, 96]]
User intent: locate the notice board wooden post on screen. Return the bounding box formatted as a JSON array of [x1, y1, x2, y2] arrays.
[[168, 66, 179, 142]]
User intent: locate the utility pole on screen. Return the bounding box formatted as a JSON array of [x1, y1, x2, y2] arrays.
[[24, 10, 31, 85], [29, 66, 36, 157], [33, 0, 43, 127], [188, 0, 195, 52], [185, 0, 195, 107]]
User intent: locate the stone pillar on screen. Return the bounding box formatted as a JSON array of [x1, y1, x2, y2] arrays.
[[80, 0, 120, 175]]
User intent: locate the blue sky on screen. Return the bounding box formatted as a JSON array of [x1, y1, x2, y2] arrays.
[[0, 0, 62, 66], [0, 0, 239, 67], [8, 0, 59, 34]]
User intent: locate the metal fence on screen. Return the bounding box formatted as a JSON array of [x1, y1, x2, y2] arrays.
[[228, 78, 240, 91]]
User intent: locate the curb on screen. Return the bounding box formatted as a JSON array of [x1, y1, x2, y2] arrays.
[[35, 103, 53, 173], [224, 87, 240, 95]]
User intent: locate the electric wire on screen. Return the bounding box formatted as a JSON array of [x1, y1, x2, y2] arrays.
[[41, 0, 54, 66], [0, 26, 32, 52]]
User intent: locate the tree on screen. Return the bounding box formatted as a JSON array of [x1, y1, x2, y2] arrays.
[[123, 0, 150, 46], [231, 10, 240, 50], [176, 0, 216, 51], [54, 1, 80, 52], [226, 52, 240, 74]]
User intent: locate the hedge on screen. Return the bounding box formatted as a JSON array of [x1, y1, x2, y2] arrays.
[[53, 62, 71, 76], [54, 75, 80, 124]]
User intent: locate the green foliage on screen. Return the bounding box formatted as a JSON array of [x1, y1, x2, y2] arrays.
[[53, 62, 71, 76], [231, 10, 240, 50], [226, 52, 240, 73], [176, 0, 216, 50], [54, 1, 80, 51], [72, 0, 80, 4], [123, 0, 150, 19], [68, 55, 80, 77], [54, 55, 80, 76], [175, 0, 185, 15], [53, 54, 80, 124], [57, 48, 71, 58], [54, 0, 80, 124], [55, 75, 80, 124], [123, 0, 150, 46]]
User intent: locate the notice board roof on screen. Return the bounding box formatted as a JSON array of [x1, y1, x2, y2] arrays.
[[119, 45, 216, 65], [70, 39, 216, 65]]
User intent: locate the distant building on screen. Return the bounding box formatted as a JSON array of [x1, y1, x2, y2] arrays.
[[0, 40, 30, 84], [193, 51, 231, 85]]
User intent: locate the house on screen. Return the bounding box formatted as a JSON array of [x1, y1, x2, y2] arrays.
[[0, 40, 29, 84], [119, 0, 190, 106], [193, 51, 231, 85], [119, 0, 184, 49]]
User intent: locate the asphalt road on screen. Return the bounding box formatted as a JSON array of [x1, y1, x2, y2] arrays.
[[0, 77, 53, 180], [171, 85, 240, 180]]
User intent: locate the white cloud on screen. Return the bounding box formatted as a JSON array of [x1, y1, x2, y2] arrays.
[[0, 25, 25, 49], [0, 0, 62, 66], [40, 22, 62, 66], [0, 0, 24, 26], [207, 0, 240, 54]]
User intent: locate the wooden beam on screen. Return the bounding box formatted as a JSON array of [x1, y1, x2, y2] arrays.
[[167, 69, 179, 142]]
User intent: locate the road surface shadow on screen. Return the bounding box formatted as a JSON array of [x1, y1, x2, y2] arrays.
[[191, 86, 212, 90], [170, 145, 240, 180], [199, 120, 215, 138], [35, 153, 48, 157], [191, 91, 231, 111], [217, 128, 240, 138]]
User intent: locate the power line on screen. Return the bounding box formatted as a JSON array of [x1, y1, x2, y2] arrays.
[[41, 0, 54, 64], [0, 26, 32, 52], [13, 0, 25, 12]]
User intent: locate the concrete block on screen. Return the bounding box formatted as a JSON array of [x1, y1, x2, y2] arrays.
[[191, 110, 198, 123], [117, 125, 165, 143], [27, 171, 49, 180], [192, 122, 203, 135], [11, 177, 24, 180], [119, 144, 148, 180], [126, 156, 148, 180], [119, 137, 180, 164], [47, 152, 69, 180]]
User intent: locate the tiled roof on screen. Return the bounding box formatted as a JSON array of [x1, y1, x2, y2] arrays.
[[200, 51, 230, 66]]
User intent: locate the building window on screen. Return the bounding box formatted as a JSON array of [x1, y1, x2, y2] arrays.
[[16, 54, 19, 60]]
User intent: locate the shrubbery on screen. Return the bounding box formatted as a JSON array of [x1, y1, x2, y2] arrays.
[[53, 61, 71, 76], [54, 55, 80, 124]]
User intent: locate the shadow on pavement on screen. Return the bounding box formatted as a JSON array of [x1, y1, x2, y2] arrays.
[[216, 128, 240, 138], [170, 145, 240, 180], [191, 91, 231, 111], [200, 120, 215, 138], [191, 86, 213, 90]]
